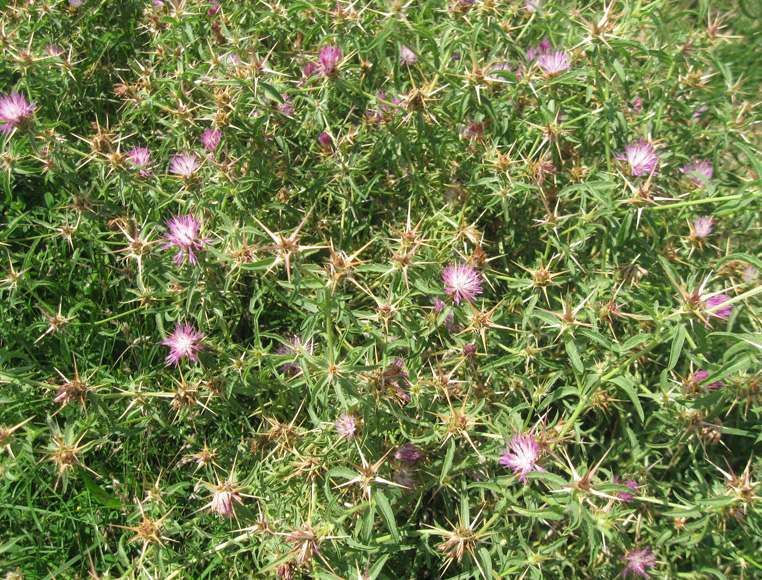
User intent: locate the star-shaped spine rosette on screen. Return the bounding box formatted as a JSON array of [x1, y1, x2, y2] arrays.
[[255, 211, 325, 282], [162, 323, 205, 366], [161, 214, 212, 266], [442, 261, 484, 305]]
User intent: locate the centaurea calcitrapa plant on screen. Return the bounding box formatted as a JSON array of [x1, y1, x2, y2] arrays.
[[1, 0, 762, 578]]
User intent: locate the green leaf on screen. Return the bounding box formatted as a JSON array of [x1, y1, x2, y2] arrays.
[[565, 338, 584, 374], [374, 490, 400, 542], [608, 376, 644, 422], [668, 324, 686, 371], [440, 438, 455, 484]]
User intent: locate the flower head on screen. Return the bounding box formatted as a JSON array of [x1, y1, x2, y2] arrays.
[[169, 151, 200, 179], [621, 547, 657, 579], [200, 128, 222, 153], [691, 215, 714, 239], [318, 46, 342, 76], [705, 294, 733, 320], [743, 266, 758, 283], [614, 476, 638, 501], [536, 50, 571, 76], [318, 132, 333, 148], [127, 146, 154, 176], [690, 370, 723, 391], [395, 443, 424, 464], [442, 262, 484, 305], [162, 323, 205, 366], [680, 159, 713, 184], [162, 214, 212, 266], [0, 93, 37, 134], [334, 412, 357, 439], [400, 45, 418, 65], [498, 431, 545, 483], [616, 140, 660, 176], [276, 335, 314, 374]]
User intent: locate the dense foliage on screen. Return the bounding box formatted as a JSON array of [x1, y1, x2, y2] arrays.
[[1, 0, 762, 578]]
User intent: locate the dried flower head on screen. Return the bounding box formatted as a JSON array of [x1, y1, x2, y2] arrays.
[[162, 323, 205, 366]]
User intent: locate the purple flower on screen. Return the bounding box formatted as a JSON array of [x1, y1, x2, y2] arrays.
[[629, 96, 643, 113], [45, 45, 64, 57], [614, 476, 638, 501], [621, 547, 657, 579], [207, 0, 220, 16], [680, 159, 713, 185], [276, 335, 314, 374], [152, 0, 165, 8], [162, 214, 212, 266], [524, 0, 542, 12], [499, 431, 545, 483], [400, 45, 418, 66], [318, 46, 342, 76], [693, 106, 708, 122], [743, 266, 758, 283], [396, 443, 424, 464], [431, 297, 459, 332], [278, 94, 294, 116], [705, 294, 733, 320], [200, 128, 221, 153], [463, 343, 477, 361], [0, 93, 36, 134], [318, 132, 333, 148], [127, 146, 154, 176], [536, 50, 571, 76], [69, 0, 84, 7], [442, 262, 484, 305], [334, 412, 357, 439], [526, 38, 552, 62], [162, 323, 205, 366], [616, 140, 660, 176], [691, 216, 714, 239], [692, 370, 723, 390], [169, 152, 201, 179]]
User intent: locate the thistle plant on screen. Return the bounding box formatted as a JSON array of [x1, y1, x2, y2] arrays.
[[1, 0, 761, 579]]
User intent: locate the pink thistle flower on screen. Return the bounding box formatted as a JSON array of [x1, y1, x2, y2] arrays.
[[629, 96, 643, 113], [442, 262, 484, 305], [705, 294, 733, 320], [334, 412, 357, 439], [204, 482, 243, 518], [616, 140, 660, 176], [621, 547, 657, 579], [162, 323, 205, 366], [127, 146, 154, 176], [524, 0, 542, 12], [0, 93, 37, 134], [200, 128, 221, 153], [400, 45, 418, 65], [691, 370, 723, 390], [690, 216, 714, 239], [536, 50, 571, 75], [526, 38, 552, 61], [693, 106, 708, 122], [276, 335, 314, 374], [207, 0, 220, 16], [743, 266, 758, 283], [614, 476, 638, 501], [169, 151, 200, 179], [45, 45, 64, 57], [680, 159, 713, 185], [318, 132, 333, 148], [162, 214, 212, 266], [498, 431, 545, 483], [432, 297, 459, 332], [278, 94, 294, 116], [318, 46, 342, 76], [395, 443, 424, 464], [69, 0, 84, 7]]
